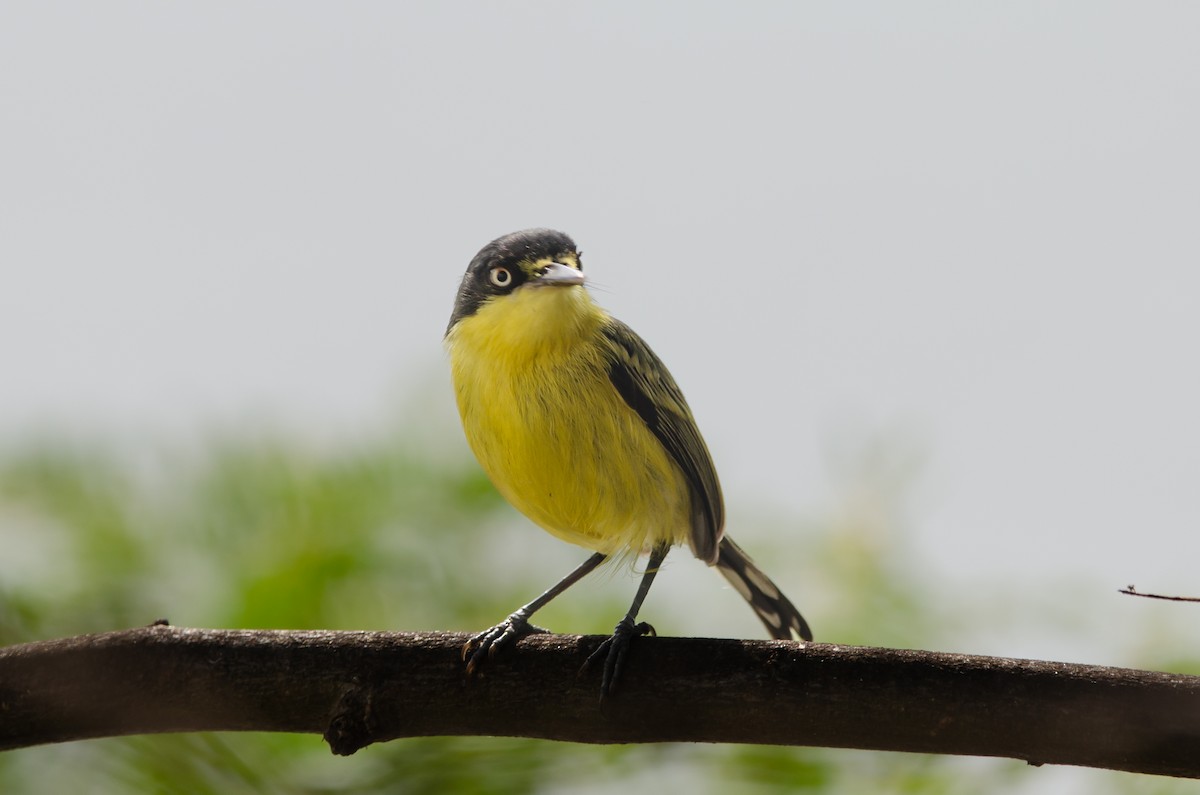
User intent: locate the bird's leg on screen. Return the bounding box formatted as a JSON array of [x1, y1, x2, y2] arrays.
[[582, 543, 669, 697], [463, 551, 607, 676]]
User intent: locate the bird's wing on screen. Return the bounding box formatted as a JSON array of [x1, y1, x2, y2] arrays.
[[601, 319, 725, 563]]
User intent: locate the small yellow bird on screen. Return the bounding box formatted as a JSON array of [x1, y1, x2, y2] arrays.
[[445, 229, 812, 694]]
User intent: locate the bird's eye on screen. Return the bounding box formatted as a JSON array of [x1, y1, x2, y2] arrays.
[[489, 267, 512, 288]]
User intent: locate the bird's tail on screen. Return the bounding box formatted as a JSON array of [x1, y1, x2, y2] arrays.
[[716, 536, 813, 641]]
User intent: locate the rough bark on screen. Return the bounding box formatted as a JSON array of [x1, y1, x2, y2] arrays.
[[1, 625, 1197, 777]]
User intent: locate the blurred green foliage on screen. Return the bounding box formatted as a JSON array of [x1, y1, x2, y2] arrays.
[[0, 429, 1196, 794]]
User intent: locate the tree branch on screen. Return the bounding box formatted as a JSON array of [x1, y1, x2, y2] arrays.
[[1, 625, 1197, 777], [1120, 585, 1200, 603]]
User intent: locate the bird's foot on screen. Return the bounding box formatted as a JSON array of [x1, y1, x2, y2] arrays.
[[580, 615, 656, 698], [462, 609, 548, 676]]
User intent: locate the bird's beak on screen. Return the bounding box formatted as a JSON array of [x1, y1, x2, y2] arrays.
[[533, 261, 586, 287]]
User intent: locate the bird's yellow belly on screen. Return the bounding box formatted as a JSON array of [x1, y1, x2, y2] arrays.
[[453, 351, 691, 558]]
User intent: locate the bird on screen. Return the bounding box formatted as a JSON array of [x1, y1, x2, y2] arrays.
[[444, 228, 812, 695]]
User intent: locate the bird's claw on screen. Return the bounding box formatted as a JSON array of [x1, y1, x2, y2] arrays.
[[580, 616, 656, 698], [462, 610, 548, 676]]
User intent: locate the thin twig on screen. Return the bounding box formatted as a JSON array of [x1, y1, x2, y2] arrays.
[[1119, 584, 1200, 603]]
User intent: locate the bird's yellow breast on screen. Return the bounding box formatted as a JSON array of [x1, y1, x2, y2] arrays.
[[446, 285, 692, 557]]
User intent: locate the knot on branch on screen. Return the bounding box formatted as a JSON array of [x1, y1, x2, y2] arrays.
[[324, 682, 376, 756]]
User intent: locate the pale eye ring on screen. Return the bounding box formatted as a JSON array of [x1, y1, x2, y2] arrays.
[[489, 267, 512, 287]]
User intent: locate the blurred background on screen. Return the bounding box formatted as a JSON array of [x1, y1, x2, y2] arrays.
[[2, 2, 1198, 793]]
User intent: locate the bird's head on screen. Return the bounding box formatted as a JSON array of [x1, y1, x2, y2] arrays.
[[446, 229, 593, 345]]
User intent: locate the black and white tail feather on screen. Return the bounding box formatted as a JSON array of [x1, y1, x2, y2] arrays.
[[716, 537, 813, 641]]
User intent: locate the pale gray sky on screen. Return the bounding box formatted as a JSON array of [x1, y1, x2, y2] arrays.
[[5, 5, 1198, 569], [2, 3, 1198, 776]]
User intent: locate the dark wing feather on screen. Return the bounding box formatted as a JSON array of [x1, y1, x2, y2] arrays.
[[601, 319, 725, 563]]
